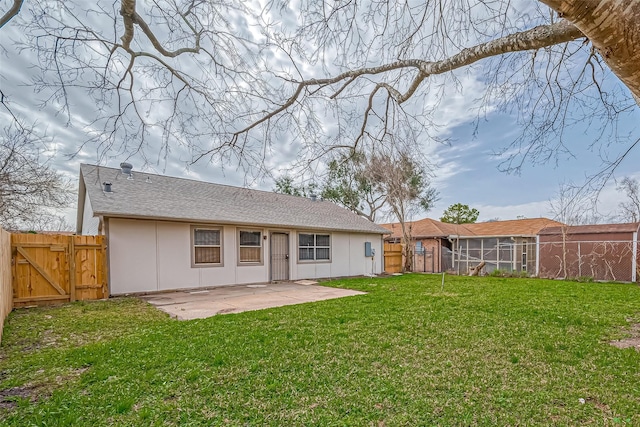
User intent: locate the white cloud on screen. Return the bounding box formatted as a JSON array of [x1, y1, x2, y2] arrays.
[[474, 200, 551, 221]]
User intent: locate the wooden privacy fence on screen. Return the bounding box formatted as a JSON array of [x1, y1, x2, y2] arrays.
[[0, 227, 12, 341], [383, 243, 403, 273], [12, 234, 107, 307]]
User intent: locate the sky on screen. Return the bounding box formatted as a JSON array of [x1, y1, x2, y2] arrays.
[[1, 1, 639, 228]]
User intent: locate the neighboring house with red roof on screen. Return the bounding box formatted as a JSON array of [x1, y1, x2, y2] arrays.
[[379, 218, 470, 273], [380, 217, 562, 275]]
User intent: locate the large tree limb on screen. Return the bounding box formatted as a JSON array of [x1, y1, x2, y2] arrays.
[[539, 0, 640, 101], [416, 20, 583, 79], [119, 0, 201, 57], [0, 0, 23, 28], [224, 19, 583, 147]]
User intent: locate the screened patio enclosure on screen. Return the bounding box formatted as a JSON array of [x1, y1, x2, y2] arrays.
[[445, 237, 537, 275]]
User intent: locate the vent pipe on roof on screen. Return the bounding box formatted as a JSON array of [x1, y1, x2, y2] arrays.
[[103, 182, 112, 193], [120, 162, 133, 176], [310, 193, 317, 202]]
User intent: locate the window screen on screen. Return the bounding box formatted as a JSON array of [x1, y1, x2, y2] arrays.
[[193, 228, 222, 265], [239, 230, 262, 263]]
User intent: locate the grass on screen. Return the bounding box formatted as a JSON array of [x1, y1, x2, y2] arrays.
[[1, 274, 639, 426]]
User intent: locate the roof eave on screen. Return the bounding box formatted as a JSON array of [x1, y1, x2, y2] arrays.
[[95, 212, 389, 235], [453, 234, 538, 239]]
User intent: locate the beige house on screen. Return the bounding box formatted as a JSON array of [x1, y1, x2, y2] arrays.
[[77, 164, 388, 295]]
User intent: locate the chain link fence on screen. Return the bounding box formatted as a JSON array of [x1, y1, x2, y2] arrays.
[[538, 240, 638, 282]]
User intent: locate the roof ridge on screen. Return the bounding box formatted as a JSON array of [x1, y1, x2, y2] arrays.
[[428, 218, 447, 235]]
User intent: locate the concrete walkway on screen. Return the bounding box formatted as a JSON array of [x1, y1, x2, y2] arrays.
[[140, 282, 365, 320]]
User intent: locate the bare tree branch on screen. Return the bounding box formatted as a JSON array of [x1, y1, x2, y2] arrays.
[[4, 0, 638, 186], [194, 19, 584, 162]]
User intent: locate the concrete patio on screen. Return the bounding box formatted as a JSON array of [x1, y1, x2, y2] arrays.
[[139, 282, 365, 320]]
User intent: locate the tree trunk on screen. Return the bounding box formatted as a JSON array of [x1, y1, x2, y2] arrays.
[[469, 261, 486, 277], [398, 219, 413, 272], [540, 0, 640, 101]]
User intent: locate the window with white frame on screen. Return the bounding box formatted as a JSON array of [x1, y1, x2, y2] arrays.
[[239, 230, 262, 263], [298, 233, 330, 261], [192, 227, 222, 266]]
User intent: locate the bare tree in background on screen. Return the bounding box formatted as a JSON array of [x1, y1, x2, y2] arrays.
[[0, 0, 638, 179], [0, 123, 73, 231], [548, 182, 601, 278], [549, 183, 600, 227], [273, 150, 433, 229], [367, 151, 438, 271], [320, 152, 387, 222], [617, 177, 640, 223]]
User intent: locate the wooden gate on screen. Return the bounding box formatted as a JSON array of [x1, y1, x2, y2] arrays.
[[12, 234, 107, 307], [383, 243, 403, 273]]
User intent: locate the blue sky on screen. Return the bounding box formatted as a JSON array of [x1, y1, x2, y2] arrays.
[[430, 111, 640, 221], [1, 1, 639, 227]]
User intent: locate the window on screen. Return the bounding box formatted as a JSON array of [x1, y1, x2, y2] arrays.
[[239, 230, 262, 264], [298, 233, 330, 262], [415, 241, 423, 254], [192, 227, 222, 266]]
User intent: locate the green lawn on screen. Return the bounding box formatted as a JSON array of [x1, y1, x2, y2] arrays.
[[1, 274, 639, 426]]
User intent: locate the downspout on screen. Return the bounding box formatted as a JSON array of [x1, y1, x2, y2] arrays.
[[448, 236, 456, 273], [378, 233, 383, 274], [435, 237, 439, 273], [457, 235, 460, 275], [104, 217, 111, 298]]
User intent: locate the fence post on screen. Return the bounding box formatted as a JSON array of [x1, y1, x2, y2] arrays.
[[69, 236, 76, 302], [535, 235, 540, 277], [633, 231, 638, 283], [423, 248, 426, 272], [0, 228, 13, 343], [431, 248, 434, 273], [577, 242, 582, 278]]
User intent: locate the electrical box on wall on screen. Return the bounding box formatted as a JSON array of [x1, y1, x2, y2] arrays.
[[365, 241, 373, 257]]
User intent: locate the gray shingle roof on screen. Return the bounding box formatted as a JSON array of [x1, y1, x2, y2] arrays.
[[79, 164, 388, 234]]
